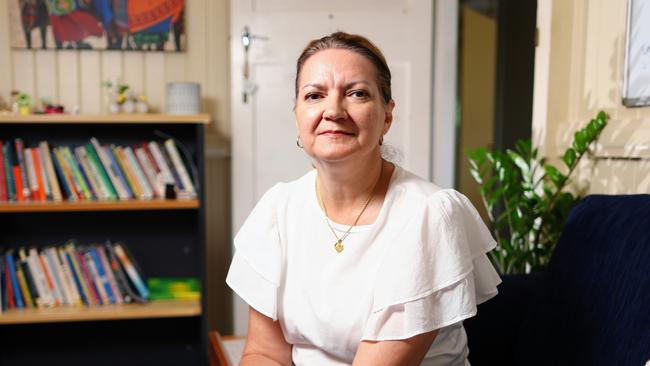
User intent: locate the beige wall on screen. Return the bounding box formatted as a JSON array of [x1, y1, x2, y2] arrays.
[[457, 5, 497, 222], [0, 0, 231, 139], [540, 0, 650, 194]]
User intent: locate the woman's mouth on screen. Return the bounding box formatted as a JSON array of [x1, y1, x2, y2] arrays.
[[319, 130, 352, 136]]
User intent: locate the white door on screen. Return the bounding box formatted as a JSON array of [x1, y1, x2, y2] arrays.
[[230, 0, 434, 335]]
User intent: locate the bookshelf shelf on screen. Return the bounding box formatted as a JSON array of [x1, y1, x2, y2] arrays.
[[0, 113, 211, 125], [0, 199, 200, 213], [0, 299, 200, 325]]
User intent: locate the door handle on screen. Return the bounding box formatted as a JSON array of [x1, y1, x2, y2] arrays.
[[241, 26, 268, 103]]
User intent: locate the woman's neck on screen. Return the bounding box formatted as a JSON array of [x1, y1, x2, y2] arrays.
[[314, 155, 393, 224]]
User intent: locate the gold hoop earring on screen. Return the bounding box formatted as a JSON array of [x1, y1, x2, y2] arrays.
[[296, 136, 304, 148]]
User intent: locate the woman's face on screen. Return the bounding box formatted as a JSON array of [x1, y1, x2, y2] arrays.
[[295, 49, 394, 164]]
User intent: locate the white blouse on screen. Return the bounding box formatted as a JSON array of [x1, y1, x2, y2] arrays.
[[226, 166, 501, 365]]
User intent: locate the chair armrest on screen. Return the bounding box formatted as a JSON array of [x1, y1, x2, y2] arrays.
[[209, 331, 232, 366]]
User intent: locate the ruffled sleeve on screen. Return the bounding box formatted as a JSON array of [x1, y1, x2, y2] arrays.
[[226, 184, 284, 320], [363, 189, 501, 340]]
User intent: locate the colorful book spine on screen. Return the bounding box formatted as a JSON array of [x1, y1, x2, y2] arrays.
[[74, 147, 104, 200], [105, 243, 146, 304], [89, 247, 115, 304], [3, 143, 16, 202], [56, 247, 82, 306], [113, 146, 143, 199], [97, 245, 123, 304], [84, 251, 109, 305], [135, 146, 164, 198], [53, 148, 81, 201], [0, 256, 3, 312], [31, 148, 47, 201], [160, 143, 184, 193], [24, 148, 39, 200], [84, 143, 117, 200], [27, 248, 52, 307], [90, 138, 129, 200], [14, 139, 31, 200], [15, 260, 34, 308], [113, 243, 149, 299], [125, 146, 154, 200], [51, 148, 75, 201], [105, 145, 133, 199], [4, 255, 16, 309], [76, 248, 101, 305], [61, 147, 93, 200], [38, 252, 62, 306], [0, 140, 7, 202], [40, 141, 63, 201], [63, 246, 91, 306], [18, 248, 40, 307], [11, 142, 29, 202], [148, 141, 175, 189], [6, 251, 25, 308], [35, 148, 52, 200], [165, 139, 196, 198], [44, 247, 71, 305]]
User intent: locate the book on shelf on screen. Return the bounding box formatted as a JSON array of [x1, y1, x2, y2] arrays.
[[0, 141, 7, 202], [40, 141, 63, 201], [0, 137, 198, 204], [148, 277, 200, 301], [0, 241, 150, 312], [111, 242, 149, 300], [14, 139, 31, 200], [5, 251, 24, 308], [165, 139, 196, 199]]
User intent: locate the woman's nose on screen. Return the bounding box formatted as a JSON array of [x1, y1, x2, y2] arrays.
[[322, 96, 347, 121]]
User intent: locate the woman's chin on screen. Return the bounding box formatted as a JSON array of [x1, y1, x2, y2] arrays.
[[310, 147, 358, 163]]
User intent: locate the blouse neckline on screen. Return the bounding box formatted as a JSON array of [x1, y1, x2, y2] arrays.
[[310, 164, 401, 233]]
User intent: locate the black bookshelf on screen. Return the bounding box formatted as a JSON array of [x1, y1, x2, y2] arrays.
[[0, 115, 208, 366]]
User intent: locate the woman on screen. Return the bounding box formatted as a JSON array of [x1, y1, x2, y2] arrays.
[[226, 32, 501, 366]]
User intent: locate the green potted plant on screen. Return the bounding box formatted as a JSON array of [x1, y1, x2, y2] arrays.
[[467, 111, 608, 274]]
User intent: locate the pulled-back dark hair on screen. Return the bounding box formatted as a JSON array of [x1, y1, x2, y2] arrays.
[[294, 32, 392, 104]]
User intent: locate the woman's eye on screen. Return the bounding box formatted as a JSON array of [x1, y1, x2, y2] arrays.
[[305, 93, 322, 101], [349, 90, 369, 98]]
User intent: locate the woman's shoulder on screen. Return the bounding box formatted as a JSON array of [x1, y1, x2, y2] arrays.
[[391, 166, 471, 210], [254, 169, 315, 211]]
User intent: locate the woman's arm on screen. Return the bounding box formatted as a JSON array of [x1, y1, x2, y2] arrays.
[[240, 307, 293, 366], [352, 329, 439, 366]]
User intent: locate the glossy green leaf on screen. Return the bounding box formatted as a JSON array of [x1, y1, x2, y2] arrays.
[[562, 148, 577, 168]]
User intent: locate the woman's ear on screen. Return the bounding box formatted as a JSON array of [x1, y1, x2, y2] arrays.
[[383, 99, 395, 134]]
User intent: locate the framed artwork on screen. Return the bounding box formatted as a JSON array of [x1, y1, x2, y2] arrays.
[[623, 0, 650, 107], [8, 0, 186, 51]]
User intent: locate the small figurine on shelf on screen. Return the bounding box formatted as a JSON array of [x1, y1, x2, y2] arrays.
[[13, 91, 33, 115], [38, 97, 65, 114], [102, 79, 150, 114]]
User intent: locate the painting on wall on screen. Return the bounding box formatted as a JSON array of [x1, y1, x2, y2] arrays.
[[623, 0, 650, 107], [8, 0, 186, 51]]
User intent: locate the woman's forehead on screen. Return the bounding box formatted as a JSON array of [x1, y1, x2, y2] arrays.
[[299, 49, 378, 87]]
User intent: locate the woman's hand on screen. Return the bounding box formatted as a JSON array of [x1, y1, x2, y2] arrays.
[[240, 307, 292, 366], [352, 329, 439, 366]]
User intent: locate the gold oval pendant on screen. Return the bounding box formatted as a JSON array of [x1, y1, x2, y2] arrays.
[[335, 241, 344, 253]]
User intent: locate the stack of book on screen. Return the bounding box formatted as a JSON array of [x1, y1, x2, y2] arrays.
[[148, 277, 200, 301], [0, 241, 148, 312], [0, 137, 196, 203]]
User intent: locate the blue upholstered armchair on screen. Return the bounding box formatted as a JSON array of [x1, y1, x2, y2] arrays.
[[464, 194, 650, 366]]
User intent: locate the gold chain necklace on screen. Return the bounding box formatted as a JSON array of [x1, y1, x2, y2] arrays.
[[316, 162, 384, 253]]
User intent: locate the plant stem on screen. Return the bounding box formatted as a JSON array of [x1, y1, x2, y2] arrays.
[[532, 144, 590, 251]]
